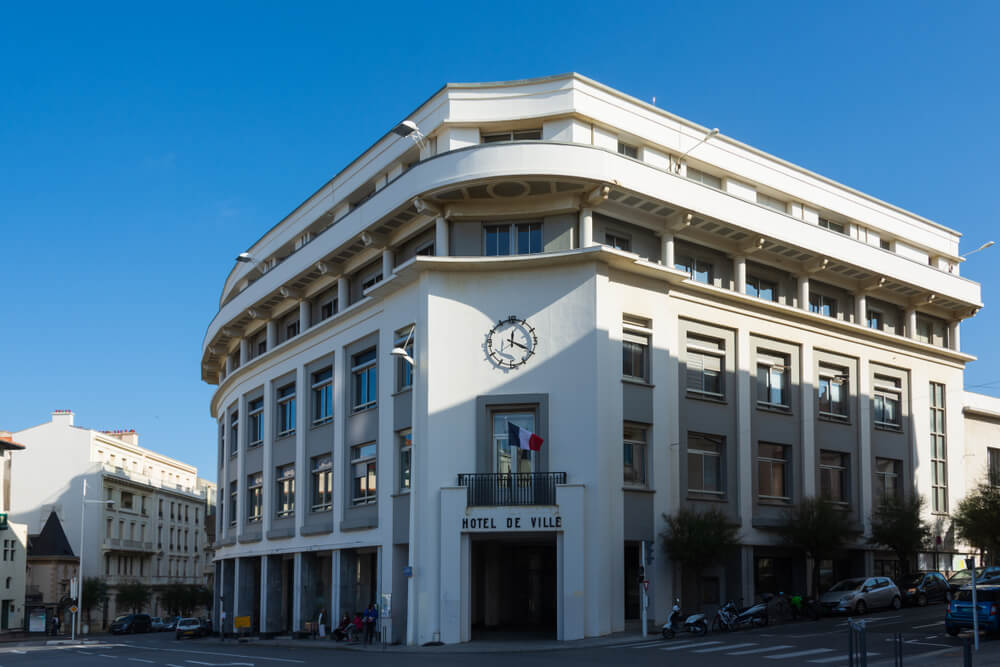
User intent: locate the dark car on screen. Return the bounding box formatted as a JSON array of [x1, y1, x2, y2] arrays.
[[895, 571, 950, 606], [946, 585, 1000, 636], [948, 567, 1000, 593], [109, 613, 153, 634], [198, 617, 213, 635]]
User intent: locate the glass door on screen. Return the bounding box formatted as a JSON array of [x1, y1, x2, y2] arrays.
[[493, 412, 536, 504]]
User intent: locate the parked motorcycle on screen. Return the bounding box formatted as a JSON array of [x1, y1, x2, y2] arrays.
[[662, 598, 707, 639], [712, 600, 739, 632], [735, 593, 771, 628]]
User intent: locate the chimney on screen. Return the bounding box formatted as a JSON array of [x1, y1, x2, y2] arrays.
[[102, 429, 138, 446], [51, 410, 74, 427]]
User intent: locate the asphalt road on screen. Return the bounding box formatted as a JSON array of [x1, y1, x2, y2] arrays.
[[0, 604, 995, 667]]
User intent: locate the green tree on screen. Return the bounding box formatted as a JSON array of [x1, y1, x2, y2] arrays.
[[81, 578, 108, 626], [869, 494, 931, 575], [953, 482, 1000, 565], [777, 497, 853, 597], [115, 582, 152, 614], [661, 508, 741, 603]]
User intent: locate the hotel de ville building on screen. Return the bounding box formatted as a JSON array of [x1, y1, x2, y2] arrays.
[[200, 74, 995, 644]]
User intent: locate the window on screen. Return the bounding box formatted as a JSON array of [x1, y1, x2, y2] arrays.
[[617, 141, 638, 158], [284, 317, 300, 341], [756, 352, 789, 408], [930, 382, 947, 512], [415, 242, 435, 256], [605, 232, 631, 252], [988, 448, 1000, 487], [623, 424, 647, 487], [229, 409, 239, 455], [484, 222, 542, 256], [399, 430, 412, 492], [685, 335, 724, 398], [320, 296, 338, 320], [352, 348, 377, 412], [818, 367, 849, 419], [360, 265, 383, 291], [120, 491, 134, 511], [351, 443, 377, 505], [758, 443, 789, 500], [809, 293, 837, 317], [819, 451, 848, 504], [819, 217, 847, 234], [867, 309, 883, 331], [688, 433, 724, 494], [228, 482, 237, 526], [916, 315, 946, 346], [622, 328, 649, 382], [312, 367, 333, 425], [247, 473, 262, 522], [247, 398, 263, 447], [276, 383, 296, 436], [311, 455, 332, 512], [675, 254, 713, 284], [275, 464, 295, 517], [757, 192, 786, 213], [875, 458, 901, 505], [252, 330, 266, 358], [395, 330, 414, 391], [880, 239, 891, 250], [746, 275, 777, 302], [873, 375, 902, 429], [481, 129, 542, 143], [686, 167, 722, 189]]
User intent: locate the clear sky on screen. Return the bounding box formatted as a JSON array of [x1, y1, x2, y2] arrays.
[[2, 1, 998, 480]]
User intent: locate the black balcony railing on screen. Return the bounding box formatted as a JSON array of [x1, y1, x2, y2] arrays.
[[457, 472, 567, 506]]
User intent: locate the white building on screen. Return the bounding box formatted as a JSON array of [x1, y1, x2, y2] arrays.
[[11, 412, 211, 626], [200, 73, 988, 644], [0, 433, 27, 632]]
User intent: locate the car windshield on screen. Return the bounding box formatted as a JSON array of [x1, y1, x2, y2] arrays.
[[950, 568, 985, 582], [179, 619, 199, 626], [829, 578, 866, 592], [956, 589, 999, 602], [897, 574, 924, 586], [113, 615, 131, 622]]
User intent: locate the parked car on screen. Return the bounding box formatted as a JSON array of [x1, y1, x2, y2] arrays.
[[198, 617, 213, 635], [946, 585, 1000, 636], [162, 616, 180, 631], [150, 617, 165, 632], [175, 617, 204, 640], [895, 571, 951, 606], [820, 576, 901, 615], [109, 613, 153, 634], [946, 567, 1000, 593]]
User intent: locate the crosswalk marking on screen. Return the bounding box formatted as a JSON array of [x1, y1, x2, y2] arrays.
[[624, 640, 668, 649], [727, 645, 794, 655], [660, 640, 722, 651], [692, 642, 758, 653], [765, 648, 834, 659], [808, 652, 879, 664]]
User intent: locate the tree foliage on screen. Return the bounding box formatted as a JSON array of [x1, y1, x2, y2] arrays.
[[661, 507, 742, 574], [777, 497, 853, 596], [115, 582, 152, 614], [869, 495, 930, 575], [159, 584, 212, 617], [953, 482, 1000, 565], [81, 577, 108, 624]]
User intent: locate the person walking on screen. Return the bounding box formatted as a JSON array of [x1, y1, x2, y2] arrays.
[[363, 603, 377, 645]]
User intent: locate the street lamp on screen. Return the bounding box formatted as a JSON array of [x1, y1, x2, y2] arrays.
[[74, 479, 114, 640], [961, 241, 995, 259], [391, 327, 418, 645]]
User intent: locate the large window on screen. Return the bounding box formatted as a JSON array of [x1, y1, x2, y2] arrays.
[[819, 450, 848, 504], [484, 222, 542, 256], [875, 458, 901, 505], [623, 424, 647, 487], [352, 348, 377, 412], [746, 275, 777, 302], [686, 335, 724, 398], [867, 309, 883, 331], [873, 375, 902, 430], [756, 351, 789, 408], [229, 409, 239, 456], [228, 482, 237, 526], [351, 443, 377, 505], [617, 141, 638, 158], [247, 398, 263, 447], [688, 433, 724, 495], [399, 430, 412, 492], [930, 382, 947, 512], [312, 367, 333, 425], [481, 129, 541, 143], [686, 167, 722, 190], [988, 448, 1000, 488], [809, 293, 837, 317], [758, 443, 789, 500], [818, 367, 849, 419], [675, 254, 713, 284], [819, 217, 847, 234], [605, 232, 631, 252], [311, 455, 332, 512], [275, 464, 295, 518], [395, 330, 414, 391], [247, 473, 262, 522], [623, 330, 649, 381], [276, 383, 296, 436]]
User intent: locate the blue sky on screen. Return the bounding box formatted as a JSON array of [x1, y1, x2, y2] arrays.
[[2, 2, 998, 479]]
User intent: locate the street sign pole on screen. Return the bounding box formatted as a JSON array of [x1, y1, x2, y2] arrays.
[[966, 557, 979, 651], [640, 541, 648, 638]]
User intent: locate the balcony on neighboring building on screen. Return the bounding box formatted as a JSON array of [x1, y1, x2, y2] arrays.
[[457, 472, 567, 507], [103, 538, 157, 554]]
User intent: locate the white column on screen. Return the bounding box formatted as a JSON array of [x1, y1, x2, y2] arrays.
[[579, 207, 594, 248], [266, 320, 277, 351], [239, 338, 249, 366], [855, 293, 867, 327], [337, 277, 348, 311], [382, 248, 394, 278], [232, 558, 241, 633], [292, 552, 303, 632], [661, 233, 674, 268], [225, 354, 234, 375], [798, 275, 810, 311], [949, 320, 961, 351], [734, 256, 747, 294], [299, 299, 310, 331], [435, 216, 448, 257], [905, 308, 917, 339]]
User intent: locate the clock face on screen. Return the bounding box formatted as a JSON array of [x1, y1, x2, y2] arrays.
[[486, 316, 538, 369]]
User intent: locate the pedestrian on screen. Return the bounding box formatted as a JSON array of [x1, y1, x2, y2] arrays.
[[53, 614, 61, 636], [220, 609, 227, 642], [363, 603, 377, 645]]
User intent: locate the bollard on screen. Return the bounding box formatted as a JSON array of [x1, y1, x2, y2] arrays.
[[964, 637, 973, 667]]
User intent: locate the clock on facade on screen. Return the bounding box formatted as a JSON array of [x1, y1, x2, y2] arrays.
[[486, 316, 538, 369]]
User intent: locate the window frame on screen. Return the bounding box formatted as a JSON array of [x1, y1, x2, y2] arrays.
[[674, 254, 714, 285], [481, 129, 542, 143], [395, 331, 414, 391], [685, 337, 725, 400], [818, 368, 849, 421], [311, 367, 333, 426], [686, 166, 722, 189], [819, 217, 847, 234], [819, 450, 849, 505], [229, 409, 239, 456], [617, 140, 639, 158], [756, 352, 790, 410], [809, 292, 838, 318], [310, 455, 333, 512], [623, 423, 648, 488], [930, 382, 948, 512], [987, 447, 1000, 488], [399, 430, 412, 492], [622, 327, 650, 383], [351, 348, 378, 413], [746, 275, 777, 302], [483, 221, 543, 256], [275, 464, 296, 518], [757, 442, 790, 501], [247, 473, 263, 522], [351, 442, 377, 505], [247, 397, 264, 447], [687, 432, 724, 496], [605, 232, 632, 252], [276, 382, 297, 437], [873, 375, 902, 430], [875, 457, 901, 505], [228, 481, 237, 527]]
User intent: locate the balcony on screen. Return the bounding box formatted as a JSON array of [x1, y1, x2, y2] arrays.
[[104, 538, 157, 553], [457, 472, 566, 507]]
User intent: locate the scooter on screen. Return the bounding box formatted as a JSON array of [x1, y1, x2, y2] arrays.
[[712, 600, 739, 632], [662, 598, 707, 639], [735, 593, 771, 628]]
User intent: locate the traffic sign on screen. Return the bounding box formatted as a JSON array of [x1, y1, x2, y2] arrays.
[[69, 605, 78, 614]]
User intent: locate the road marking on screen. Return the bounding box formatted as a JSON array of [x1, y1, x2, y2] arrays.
[[727, 645, 794, 655], [148, 648, 300, 664], [99, 655, 118, 659], [809, 652, 880, 664], [637, 639, 699, 649], [835, 615, 901, 627], [661, 640, 721, 651], [765, 647, 835, 659], [128, 660, 155, 664], [692, 642, 758, 653], [904, 640, 952, 648], [622, 639, 668, 648], [912, 621, 943, 629]]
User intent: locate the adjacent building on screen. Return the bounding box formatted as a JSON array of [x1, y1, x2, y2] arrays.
[[0, 433, 27, 632], [199, 73, 990, 644], [11, 412, 211, 627]]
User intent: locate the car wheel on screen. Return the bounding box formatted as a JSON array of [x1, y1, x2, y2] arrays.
[[662, 627, 674, 640], [946, 626, 960, 637], [917, 593, 927, 607], [693, 620, 708, 637], [892, 596, 902, 610], [855, 600, 867, 615]]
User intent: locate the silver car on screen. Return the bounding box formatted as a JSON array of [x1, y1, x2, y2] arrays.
[[820, 576, 901, 614]]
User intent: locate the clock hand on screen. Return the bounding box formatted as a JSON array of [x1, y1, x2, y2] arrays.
[[510, 340, 527, 350]]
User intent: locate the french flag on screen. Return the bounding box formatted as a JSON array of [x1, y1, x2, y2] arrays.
[[508, 422, 544, 452]]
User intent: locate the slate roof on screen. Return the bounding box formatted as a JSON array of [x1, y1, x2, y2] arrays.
[[27, 511, 76, 558]]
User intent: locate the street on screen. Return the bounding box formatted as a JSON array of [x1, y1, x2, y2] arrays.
[[1, 604, 996, 667]]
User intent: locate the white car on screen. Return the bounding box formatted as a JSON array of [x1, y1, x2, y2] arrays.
[[175, 618, 203, 639]]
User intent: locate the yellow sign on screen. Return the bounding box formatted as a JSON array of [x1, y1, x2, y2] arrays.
[[234, 615, 251, 629], [69, 605, 78, 614]]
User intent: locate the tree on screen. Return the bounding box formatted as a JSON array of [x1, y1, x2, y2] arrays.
[[115, 582, 152, 614], [661, 508, 741, 603], [953, 482, 1000, 565], [777, 497, 853, 597], [869, 494, 931, 575], [81, 578, 108, 626]]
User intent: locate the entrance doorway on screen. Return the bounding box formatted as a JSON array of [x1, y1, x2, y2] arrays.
[[470, 534, 556, 639], [624, 542, 640, 620]]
